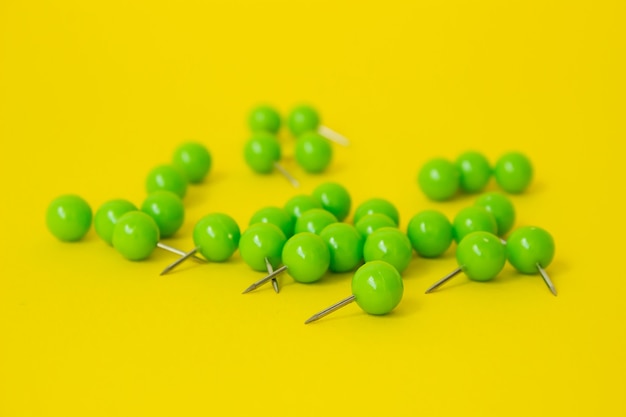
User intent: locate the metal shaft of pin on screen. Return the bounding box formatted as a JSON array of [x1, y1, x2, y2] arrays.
[[242, 265, 288, 294], [304, 295, 356, 324], [273, 162, 300, 188], [160, 247, 199, 276], [537, 263, 557, 296], [317, 125, 350, 147], [265, 257, 279, 294], [157, 242, 206, 263], [425, 267, 463, 294]]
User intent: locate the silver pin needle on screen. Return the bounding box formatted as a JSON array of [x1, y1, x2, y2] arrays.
[[305, 295, 356, 324], [160, 247, 199, 276], [317, 125, 350, 147], [425, 267, 463, 294], [537, 263, 557, 296], [265, 257, 279, 294], [157, 242, 206, 263], [242, 265, 288, 294], [273, 162, 299, 188]]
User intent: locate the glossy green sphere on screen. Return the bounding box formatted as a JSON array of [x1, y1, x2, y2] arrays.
[[320, 223, 364, 272], [294, 208, 337, 235], [452, 206, 497, 243], [506, 226, 555, 274], [418, 158, 460, 201], [312, 182, 351, 221], [172, 142, 212, 183], [140, 190, 184, 238], [282, 232, 330, 283], [494, 152, 533, 193], [193, 213, 241, 262], [406, 210, 453, 258], [353, 198, 400, 226], [355, 213, 396, 238], [46, 194, 92, 242], [239, 223, 287, 271], [249, 206, 295, 238], [284, 194, 322, 221], [248, 105, 281, 134], [352, 261, 404, 315], [146, 165, 187, 199], [456, 232, 506, 281], [244, 132, 281, 174], [474, 192, 516, 236], [287, 105, 320, 136], [94, 199, 137, 245], [295, 132, 332, 173], [112, 211, 160, 261], [363, 227, 413, 273], [456, 151, 491, 193]]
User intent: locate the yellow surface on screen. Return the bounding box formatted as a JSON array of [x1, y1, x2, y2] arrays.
[[1, 1, 625, 416]]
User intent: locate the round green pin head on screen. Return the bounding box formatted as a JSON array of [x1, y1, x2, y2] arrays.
[[474, 192, 516, 236], [494, 152, 533, 193], [353, 198, 400, 226], [294, 208, 338, 235], [94, 199, 137, 245], [172, 142, 212, 184], [452, 206, 497, 243], [320, 223, 364, 273], [244, 132, 281, 174], [112, 211, 160, 261], [193, 213, 241, 262], [363, 227, 413, 274], [239, 223, 287, 271], [418, 158, 460, 201], [506, 226, 555, 274], [456, 232, 506, 281], [352, 261, 404, 315], [249, 206, 295, 238], [146, 165, 187, 199], [406, 210, 453, 258], [46, 194, 92, 242], [456, 151, 491, 193], [248, 105, 281, 134], [355, 213, 396, 238], [140, 190, 185, 238], [295, 132, 332, 173], [284, 194, 322, 221], [312, 182, 351, 221], [282, 232, 330, 283], [287, 105, 320, 136]]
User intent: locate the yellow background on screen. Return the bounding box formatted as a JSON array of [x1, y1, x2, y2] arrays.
[[1, 1, 625, 416]]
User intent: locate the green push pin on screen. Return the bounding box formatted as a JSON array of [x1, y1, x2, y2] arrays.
[[94, 199, 137, 245], [294, 208, 338, 235], [141, 190, 184, 238], [112, 211, 160, 261], [494, 152, 533, 193], [239, 223, 287, 293], [248, 105, 281, 134], [304, 261, 403, 324], [506, 226, 557, 296], [353, 198, 400, 226], [456, 151, 492, 193], [146, 165, 188, 199], [363, 227, 413, 274], [295, 132, 333, 174], [320, 223, 364, 273], [172, 142, 212, 184], [418, 158, 460, 201], [406, 210, 453, 258], [249, 206, 295, 238], [244, 132, 299, 187], [46, 194, 92, 242], [425, 231, 506, 293], [242, 232, 330, 293], [474, 192, 516, 236], [312, 182, 351, 221], [284, 194, 322, 222], [160, 213, 241, 275], [287, 104, 349, 146], [355, 213, 397, 238], [452, 206, 498, 243]]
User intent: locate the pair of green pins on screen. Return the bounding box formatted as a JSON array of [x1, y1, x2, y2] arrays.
[[418, 151, 533, 201]]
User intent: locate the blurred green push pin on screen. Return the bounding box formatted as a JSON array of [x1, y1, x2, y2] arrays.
[[425, 231, 506, 293], [172, 142, 212, 183], [249, 206, 295, 238], [363, 227, 413, 274], [312, 182, 351, 221], [494, 152, 533, 193], [506, 226, 557, 296], [160, 213, 241, 275], [353, 198, 400, 226], [239, 223, 287, 293], [305, 261, 403, 324], [141, 191, 184, 238], [452, 206, 498, 243], [287, 104, 350, 146], [320, 223, 364, 273], [474, 192, 516, 236], [355, 213, 396, 237], [244, 132, 299, 187], [146, 165, 188, 199], [112, 211, 160, 261], [406, 210, 453, 258], [456, 151, 491, 193], [295, 132, 333, 174], [284, 194, 322, 222], [248, 105, 281, 134], [94, 199, 137, 245], [294, 208, 338, 235], [46, 194, 92, 242], [418, 158, 460, 201], [242, 232, 330, 293]]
